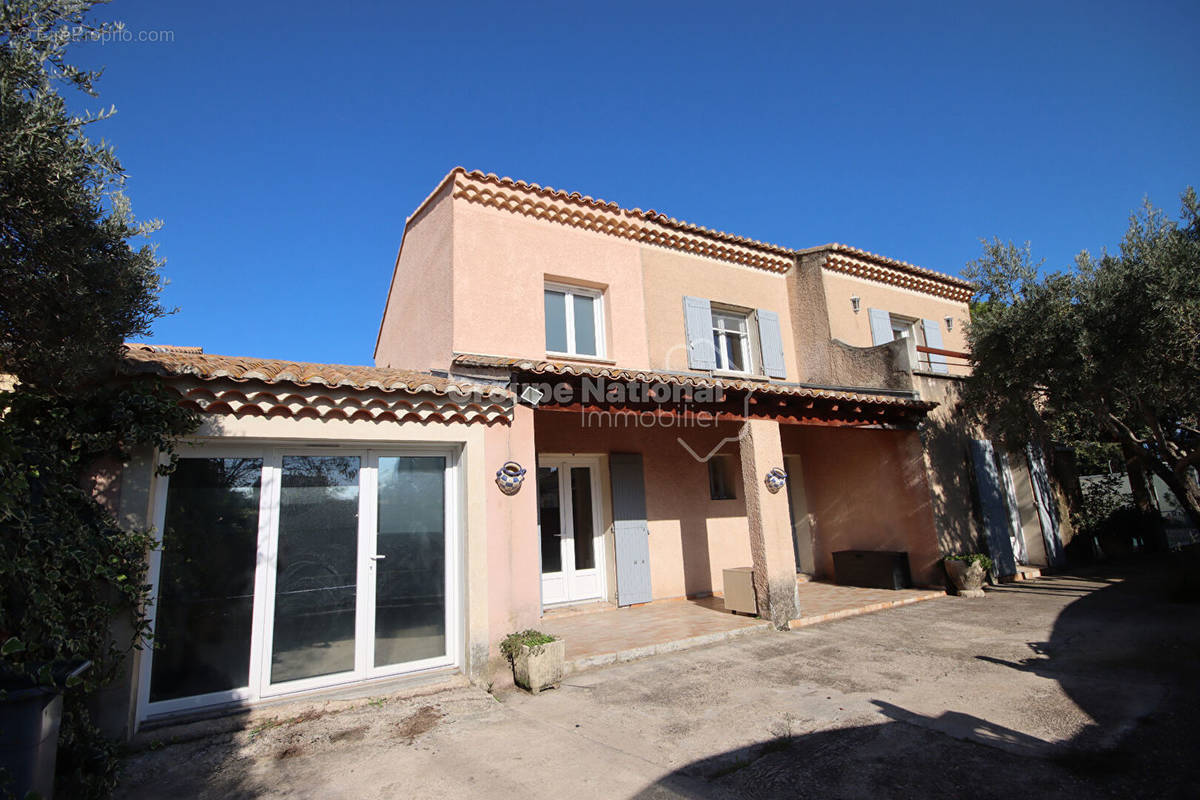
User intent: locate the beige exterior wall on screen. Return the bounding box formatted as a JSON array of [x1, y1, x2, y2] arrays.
[[450, 201, 650, 367], [375, 183, 455, 372], [822, 270, 970, 354], [533, 411, 754, 601], [781, 424, 944, 587], [912, 374, 985, 558], [640, 248, 797, 377], [484, 404, 540, 676]]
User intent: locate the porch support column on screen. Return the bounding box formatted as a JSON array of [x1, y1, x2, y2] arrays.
[[738, 418, 799, 628]]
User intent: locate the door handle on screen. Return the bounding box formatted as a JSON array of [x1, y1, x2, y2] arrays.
[[370, 554, 387, 560]]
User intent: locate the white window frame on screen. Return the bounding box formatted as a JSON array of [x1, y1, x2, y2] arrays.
[[136, 441, 462, 724], [545, 282, 605, 359], [711, 308, 754, 375]]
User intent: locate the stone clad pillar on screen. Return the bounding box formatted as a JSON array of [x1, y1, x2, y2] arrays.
[[738, 418, 799, 627]]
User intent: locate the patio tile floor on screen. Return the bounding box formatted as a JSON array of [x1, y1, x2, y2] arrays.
[[792, 581, 945, 627], [541, 582, 945, 674], [540, 596, 770, 672]]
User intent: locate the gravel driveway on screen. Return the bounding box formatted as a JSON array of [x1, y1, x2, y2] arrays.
[[118, 558, 1200, 799]]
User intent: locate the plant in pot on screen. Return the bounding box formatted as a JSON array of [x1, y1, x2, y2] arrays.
[[500, 630, 564, 694], [943, 554, 993, 598]]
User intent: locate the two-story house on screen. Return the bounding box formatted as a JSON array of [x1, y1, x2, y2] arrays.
[[375, 169, 973, 630], [96, 167, 1065, 737]]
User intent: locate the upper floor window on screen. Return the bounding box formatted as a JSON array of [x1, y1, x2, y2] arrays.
[[712, 309, 753, 374], [682, 296, 787, 379], [544, 283, 604, 358], [867, 308, 949, 374], [890, 314, 919, 343]]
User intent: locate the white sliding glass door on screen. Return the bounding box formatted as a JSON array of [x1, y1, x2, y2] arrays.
[[139, 445, 459, 720]]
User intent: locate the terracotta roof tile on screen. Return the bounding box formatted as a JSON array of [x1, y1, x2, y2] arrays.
[[451, 353, 934, 410], [124, 344, 510, 400], [800, 242, 975, 298], [416, 168, 973, 295]]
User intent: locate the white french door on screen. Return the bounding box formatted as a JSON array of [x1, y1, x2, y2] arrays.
[[138, 444, 460, 721], [537, 456, 605, 606]]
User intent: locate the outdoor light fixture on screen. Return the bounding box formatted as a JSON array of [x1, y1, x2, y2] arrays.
[[519, 385, 545, 405], [850, 296, 861, 313], [945, 316, 954, 331]]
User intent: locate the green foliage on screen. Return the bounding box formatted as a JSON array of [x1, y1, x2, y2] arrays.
[[1072, 474, 1135, 538], [499, 630, 557, 662], [963, 190, 1200, 530], [1, 2, 199, 796], [2, 1, 167, 391], [944, 553, 993, 572]]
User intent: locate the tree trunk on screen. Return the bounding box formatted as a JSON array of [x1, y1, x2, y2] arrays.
[[1121, 440, 1167, 551], [1146, 459, 1200, 533]]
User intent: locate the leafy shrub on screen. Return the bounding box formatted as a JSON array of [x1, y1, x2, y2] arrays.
[[499, 630, 557, 663], [944, 553, 994, 572]]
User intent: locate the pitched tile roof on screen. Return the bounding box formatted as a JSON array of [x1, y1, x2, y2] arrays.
[[409, 168, 975, 298], [799, 243, 975, 301], [124, 344, 509, 400], [451, 353, 935, 410]]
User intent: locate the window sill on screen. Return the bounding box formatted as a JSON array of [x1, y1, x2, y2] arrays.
[[712, 370, 769, 382], [545, 352, 617, 366]]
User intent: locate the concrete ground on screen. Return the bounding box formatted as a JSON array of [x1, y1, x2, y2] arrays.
[[118, 559, 1200, 799]]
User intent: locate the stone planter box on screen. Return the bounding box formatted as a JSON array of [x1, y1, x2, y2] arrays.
[[512, 639, 564, 694], [944, 559, 987, 598]]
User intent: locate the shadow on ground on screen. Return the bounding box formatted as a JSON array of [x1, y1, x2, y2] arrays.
[[634, 559, 1200, 800]]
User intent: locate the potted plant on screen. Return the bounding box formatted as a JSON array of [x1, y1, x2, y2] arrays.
[[943, 554, 993, 598], [500, 630, 564, 694]]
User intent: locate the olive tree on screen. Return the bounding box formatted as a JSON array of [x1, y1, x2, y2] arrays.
[[1, 2, 196, 795], [964, 190, 1200, 531]]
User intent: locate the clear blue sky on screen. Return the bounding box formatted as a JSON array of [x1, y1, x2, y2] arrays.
[[70, 0, 1199, 364]]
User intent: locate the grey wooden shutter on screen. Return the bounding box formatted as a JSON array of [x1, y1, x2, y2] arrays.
[[921, 318, 949, 373], [683, 296, 716, 370], [609, 453, 653, 606], [1026, 444, 1065, 567], [868, 308, 893, 345], [970, 439, 1017, 578], [997, 450, 1028, 564], [756, 309, 787, 379]]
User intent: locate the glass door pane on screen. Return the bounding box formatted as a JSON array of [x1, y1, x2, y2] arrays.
[[374, 456, 446, 668], [271, 455, 360, 684], [150, 458, 261, 703], [570, 467, 595, 570], [537, 467, 562, 573]]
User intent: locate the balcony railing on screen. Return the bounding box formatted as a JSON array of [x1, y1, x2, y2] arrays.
[[915, 345, 972, 377]]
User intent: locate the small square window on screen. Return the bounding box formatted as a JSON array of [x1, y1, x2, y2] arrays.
[[545, 283, 604, 358], [708, 455, 737, 500]]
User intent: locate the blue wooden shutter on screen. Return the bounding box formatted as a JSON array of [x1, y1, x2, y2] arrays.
[[868, 308, 893, 345], [683, 296, 716, 370], [922, 318, 949, 373], [609, 453, 652, 606], [756, 309, 787, 379], [970, 439, 1017, 578]]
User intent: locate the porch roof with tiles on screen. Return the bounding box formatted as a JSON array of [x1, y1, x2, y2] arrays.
[[451, 352, 936, 427], [124, 344, 514, 424]]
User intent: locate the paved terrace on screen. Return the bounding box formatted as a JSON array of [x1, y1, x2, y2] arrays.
[[540, 582, 946, 673]]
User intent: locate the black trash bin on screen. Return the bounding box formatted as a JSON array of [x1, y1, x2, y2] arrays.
[[0, 661, 91, 800]]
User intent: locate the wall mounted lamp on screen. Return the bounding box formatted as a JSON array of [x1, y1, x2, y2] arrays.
[[945, 316, 954, 331], [850, 296, 861, 313]]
